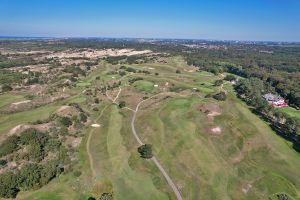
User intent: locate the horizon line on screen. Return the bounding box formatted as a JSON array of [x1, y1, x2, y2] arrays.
[[1, 35, 300, 44]]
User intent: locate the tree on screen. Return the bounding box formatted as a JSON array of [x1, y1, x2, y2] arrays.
[[119, 101, 126, 108], [224, 74, 236, 81], [138, 144, 153, 159], [0, 172, 19, 198], [100, 193, 113, 200], [60, 117, 72, 127], [214, 80, 223, 86], [0, 159, 7, 167], [1, 84, 13, 92], [18, 163, 42, 190], [79, 112, 88, 123], [213, 92, 227, 101]]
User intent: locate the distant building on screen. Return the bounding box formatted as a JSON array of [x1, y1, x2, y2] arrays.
[[263, 93, 288, 107]]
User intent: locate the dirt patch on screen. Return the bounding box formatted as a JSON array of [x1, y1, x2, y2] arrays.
[[241, 183, 252, 194], [2, 94, 69, 114], [0, 161, 17, 175], [11, 100, 32, 105], [56, 105, 79, 117], [198, 103, 221, 119], [7, 123, 53, 137], [46, 48, 152, 59], [65, 136, 82, 148]]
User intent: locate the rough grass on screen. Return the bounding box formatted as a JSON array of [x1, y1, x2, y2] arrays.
[[135, 92, 300, 200], [0, 93, 25, 108], [133, 80, 155, 92]]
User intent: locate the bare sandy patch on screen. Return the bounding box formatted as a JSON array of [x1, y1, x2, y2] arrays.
[[56, 105, 79, 117], [46, 48, 152, 59], [65, 136, 82, 148], [210, 126, 222, 135], [198, 103, 221, 119], [241, 183, 252, 194], [91, 124, 101, 128], [11, 100, 32, 105]]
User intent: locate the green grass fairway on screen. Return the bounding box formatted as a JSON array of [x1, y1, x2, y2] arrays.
[[133, 80, 155, 92], [76, 81, 91, 87], [0, 93, 25, 108], [88, 105, 169, 200], [278, 106, 300, 120]]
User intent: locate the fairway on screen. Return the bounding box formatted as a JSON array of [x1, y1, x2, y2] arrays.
[[277, 106, 300, 120]]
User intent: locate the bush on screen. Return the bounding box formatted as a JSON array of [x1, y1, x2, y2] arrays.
[[94, 98, 100, 104], [119, 101, 126, 108], [137, 144, 153, 159], [60, 117, 72, 127], [176, 69, 181, 74], [79, 112, 88, 123], [73, 170, 82, 177], [214, 80, 223, 86], [0, 160, 7, 167], [224, 74, 236, 81], [0, 172, 19, 198], [213, 92, 227, 101], [1, 84, 13, 92], [0, 135, 20, 157]]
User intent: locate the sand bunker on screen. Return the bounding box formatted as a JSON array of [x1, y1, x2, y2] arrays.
[[211, 127, 222, 135], [91, 124, 101, 128], [11, 100, 32, 105], [198, 103, 221, 119]]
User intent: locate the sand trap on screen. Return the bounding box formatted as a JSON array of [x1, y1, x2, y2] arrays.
[[241, 183, 252, 194], [11, 100, 31, 105], [207, 111, 221, 117], [91, 124, 101, 128], [211, 127, 222, 135]]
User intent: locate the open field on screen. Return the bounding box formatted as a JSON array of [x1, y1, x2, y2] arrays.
[[1, 56, 300, 200]]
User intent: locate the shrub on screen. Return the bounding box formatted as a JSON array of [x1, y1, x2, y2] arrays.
[[0, 160, 7, 167], [214, 80, 223, 86], [224, 74, 236, 81], [0, 135, 20, 157], [176, 69, 181, 74], [1, 84, 13, 92], [0, 172, 19, 198], [79, 113, 88, 123], [73, 170, 82, 177], [119, 101, 126, 108], [213, 92, 227, 101], [60, 117, 72, 127], [137, 144, 153, 159]]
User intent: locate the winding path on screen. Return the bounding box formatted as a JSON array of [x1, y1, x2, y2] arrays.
[[131, 94, 183, 200], [105, 86, 183, 200]]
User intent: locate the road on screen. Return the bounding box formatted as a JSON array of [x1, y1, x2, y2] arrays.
[[131, 95, 183, 200]]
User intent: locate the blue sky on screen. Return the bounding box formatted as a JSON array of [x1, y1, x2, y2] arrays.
[[0, 0, 300, 41]]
